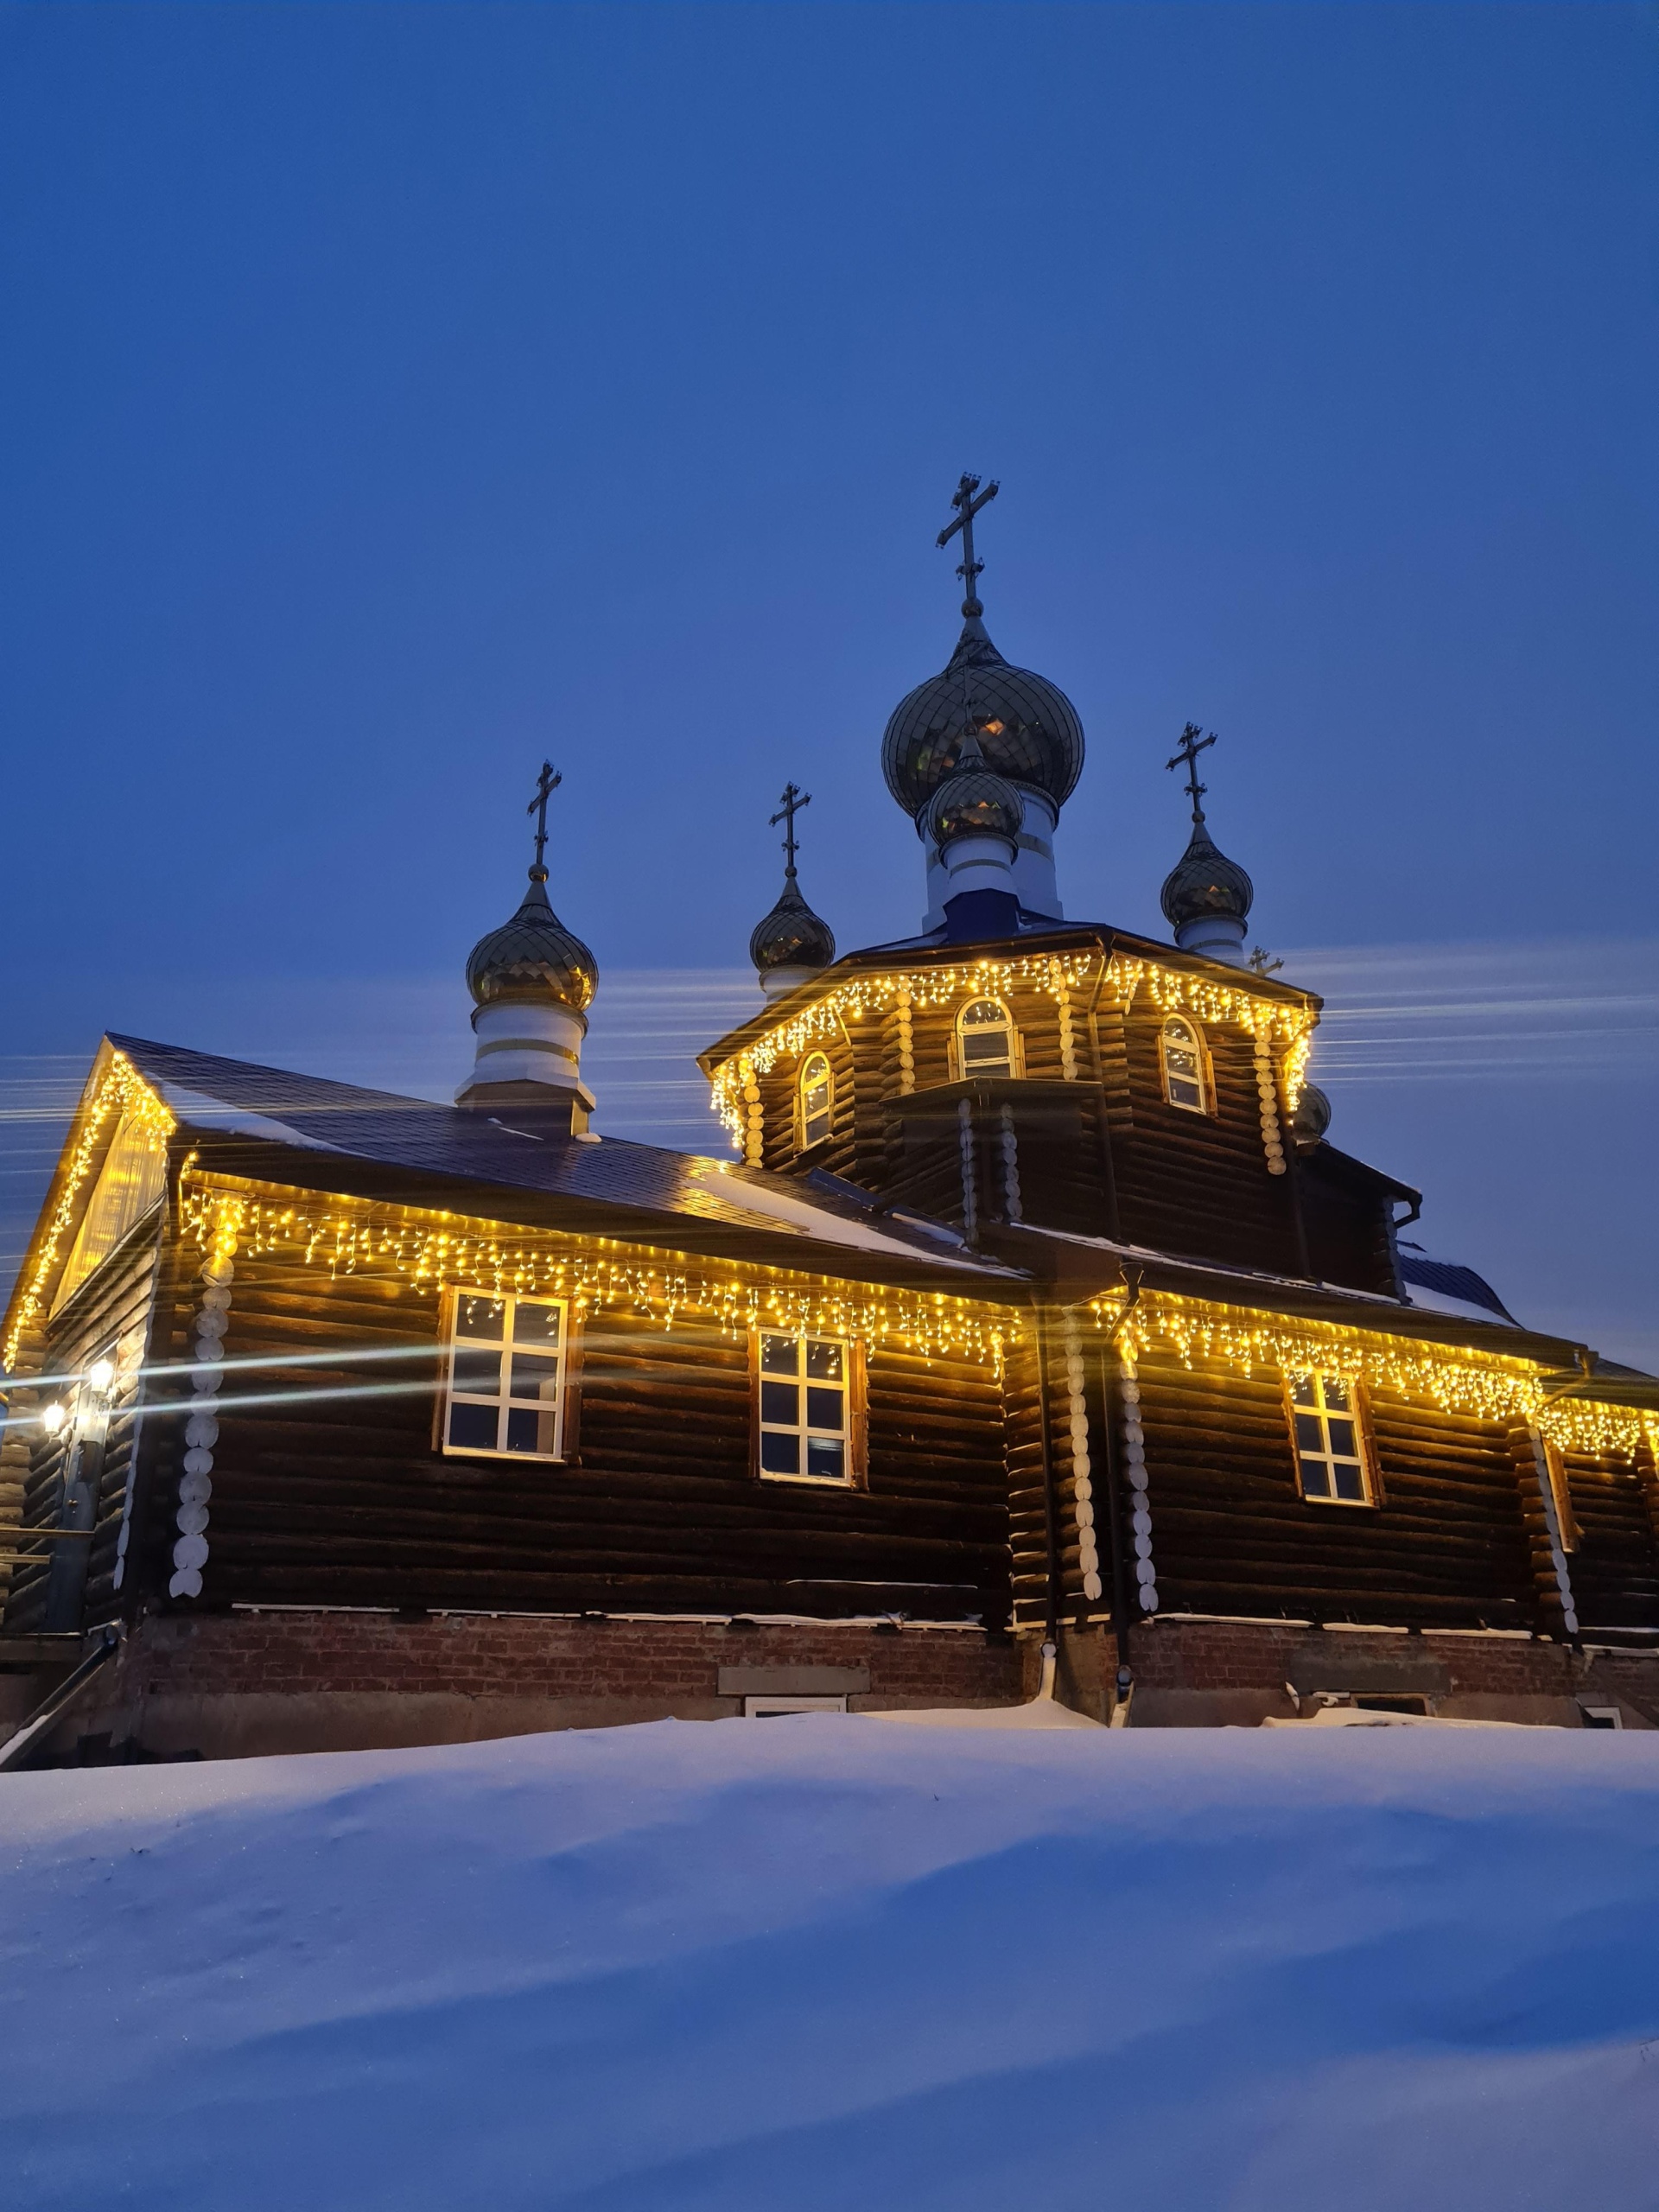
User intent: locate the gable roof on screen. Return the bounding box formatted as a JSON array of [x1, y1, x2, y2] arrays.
[[105, 1035, 1021, 1289]]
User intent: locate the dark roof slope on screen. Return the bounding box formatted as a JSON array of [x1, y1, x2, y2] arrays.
[[109, 1034, 1017, 1287]]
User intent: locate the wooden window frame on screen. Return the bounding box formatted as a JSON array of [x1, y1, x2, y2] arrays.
[[1160, 1014, 1211, 1116], [1282, 1370, 1381, 1509], [798, 1052, 835, 1150], [750, 1326, 867, 1489], [437, 1286, 571, 1464], [951, 996, 1023, 1083]]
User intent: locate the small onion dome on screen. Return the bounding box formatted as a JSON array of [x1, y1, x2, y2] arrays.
[[1159, 821, 1255, 934], [925, 759, 1026, 853], [466, 867, 598, 1013], [749, 871, 836, 979], [1293, 1083, 1332, 1150], [882, 616, 1084, 817]]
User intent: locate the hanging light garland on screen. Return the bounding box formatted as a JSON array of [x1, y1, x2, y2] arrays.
[[177, 1176, 1019, 1370], [707, 947, 1319, 1145], [3, 1052, 176, 1372], [1092, 1288, 1659, 1465]]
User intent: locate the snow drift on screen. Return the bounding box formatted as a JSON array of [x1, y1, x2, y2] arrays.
[[4, 1718, 1659, 2210]]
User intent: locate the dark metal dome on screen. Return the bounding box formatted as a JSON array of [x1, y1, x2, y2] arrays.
[[1160, 823, 1255, 931], [925, 761, 1025, 852], [882, 616, 1085, 816], [749, 871, 836, 978], [467, 869, 598, 1013]]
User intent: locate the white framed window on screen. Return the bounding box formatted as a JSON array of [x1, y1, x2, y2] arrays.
[[442, 1289, 568, 1460], [956, 996, 1019, 1080], [1580, 1707, 1623, 1730], [798, 1053, 834, 1148], [1160, 1015, 1209, 1114], [756, 1330, 855, 1484], [741, 1694, 849, 1718], [1287, 1372, 1375, 1505]]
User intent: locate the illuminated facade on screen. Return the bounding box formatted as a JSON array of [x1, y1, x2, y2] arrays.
[[3, 482, 1656, 1764]]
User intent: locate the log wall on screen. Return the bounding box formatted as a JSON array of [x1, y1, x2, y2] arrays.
[[2, 1229, 160, 1634], [142, 1248, 1011, 1625], [1137, 1350, 1541, 1630]]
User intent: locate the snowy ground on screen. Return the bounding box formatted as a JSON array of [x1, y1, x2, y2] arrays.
[[5, 1719, 1659, 2211]]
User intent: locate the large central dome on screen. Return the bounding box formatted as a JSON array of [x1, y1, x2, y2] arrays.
[[881, 614, 1085, 817]]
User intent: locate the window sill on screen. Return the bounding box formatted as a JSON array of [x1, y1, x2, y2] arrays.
[[440, 1446, 569, 1465], [1299, 1493, 1377, 1510], [759, 1471, 855, 1490]]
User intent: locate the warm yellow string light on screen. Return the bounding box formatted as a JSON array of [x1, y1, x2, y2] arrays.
[[178, 1177, 1018, 1370], [1092, 1288, 1659, 1465], [707, 947, 1319, 1143], [3, 1053, 176, 1371]]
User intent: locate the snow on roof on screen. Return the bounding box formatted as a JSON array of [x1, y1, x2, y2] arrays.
[[4, 1719, 1659, 2209]]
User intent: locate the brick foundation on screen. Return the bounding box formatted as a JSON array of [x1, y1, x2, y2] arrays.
[[54, 1610, 1027, 1762], [32, 1606, 1659, 1764], [1039, 1616, 1659, 1729]]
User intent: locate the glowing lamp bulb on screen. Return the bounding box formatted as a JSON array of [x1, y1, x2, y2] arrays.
[[86, 1357, 116, 1394], [41, 1402, 66, 1433]]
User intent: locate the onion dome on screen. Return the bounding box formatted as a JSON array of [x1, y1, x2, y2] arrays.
[[1292, 1083, 1332, 1151], [1159, 821, 1255, 934], [749, 870, 836, 979], [924, 733, 1026, 853], [882, 615, 1085, 817], [466, 867, 598, 1013]]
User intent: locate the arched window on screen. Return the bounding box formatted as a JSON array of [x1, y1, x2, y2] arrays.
[[957, 997, 1018, 1081], [799, 1052, 834, 1147], [1161, 1015, 1208, 1113]]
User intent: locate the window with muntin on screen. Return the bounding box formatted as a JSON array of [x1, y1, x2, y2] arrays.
[[955, 996, 1019, 1081], [756, 1331, 855, 1484], [1160, 1015, 1209, 1114], [1287, 1372, 1375, 1504], [798, 1053, 834, 1148], [442, 1290, 568, 1460]]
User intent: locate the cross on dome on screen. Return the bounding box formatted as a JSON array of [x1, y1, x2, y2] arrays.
[[937, 473, 1000, 617], [1166, 723, 1217, 825], [527, 761, 562, 875], [768, 781, 811, 877]]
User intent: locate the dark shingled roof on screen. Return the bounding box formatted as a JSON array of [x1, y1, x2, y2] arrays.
[[1398, 1252, 1516, 1324], [108, 1034, 1017, 1285]]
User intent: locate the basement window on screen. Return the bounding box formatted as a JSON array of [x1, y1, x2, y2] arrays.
[[741, 1694, 849, 1717], [1287, 1372, 1375, 1505], [442, 1290, 568, 1461], [756, 1331, 855, 1485]]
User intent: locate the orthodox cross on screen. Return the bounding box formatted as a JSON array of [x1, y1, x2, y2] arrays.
[[769, 782, 811, 876], [937, 473, 1000, 613], [1166, 722, 1217, 823], [527, 760, 562, 871]]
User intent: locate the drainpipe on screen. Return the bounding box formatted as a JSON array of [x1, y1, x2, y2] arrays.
[[1094, 1267, 1143, 1726], [1033, 1303, 1060, 1653]]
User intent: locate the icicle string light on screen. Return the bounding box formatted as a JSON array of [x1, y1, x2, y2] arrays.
[[707, 949, 1319, 1144], [1094, 1289, 1659, 1465], [3, 1053, 176, 1370], [178, 1178, 1017, 1370]]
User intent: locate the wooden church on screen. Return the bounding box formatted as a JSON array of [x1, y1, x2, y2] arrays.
[[4, 474, 1658, 1764]]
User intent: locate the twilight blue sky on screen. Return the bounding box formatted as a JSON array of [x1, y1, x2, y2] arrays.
[[2, 3, 1656, 1363]]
